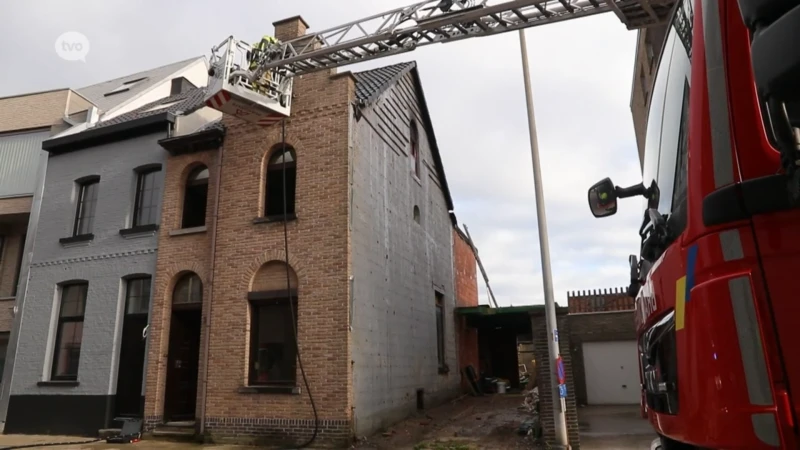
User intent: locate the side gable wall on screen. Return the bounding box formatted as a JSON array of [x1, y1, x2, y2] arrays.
[[350, 70, 459, 436]]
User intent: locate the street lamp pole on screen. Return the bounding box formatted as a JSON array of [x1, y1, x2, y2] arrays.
[[518, 29, 570, 449]]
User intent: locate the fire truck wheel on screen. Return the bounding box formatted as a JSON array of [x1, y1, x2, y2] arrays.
[[659, 435, 695, 450]]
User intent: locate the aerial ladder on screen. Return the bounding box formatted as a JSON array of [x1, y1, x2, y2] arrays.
[[203, 0, 675, 125]]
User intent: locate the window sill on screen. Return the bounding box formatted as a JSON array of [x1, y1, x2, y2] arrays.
[[253, 213, 297, 224], [438, 365, 450, 375], [119, 224, 158, 238], [38, 380, 79, 387], [59, 234, 94, 246], [238, 385, 300, 395], [169, 226, 207, 237]]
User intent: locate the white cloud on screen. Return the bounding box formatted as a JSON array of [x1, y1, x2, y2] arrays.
[[1, 0, 647, 307]]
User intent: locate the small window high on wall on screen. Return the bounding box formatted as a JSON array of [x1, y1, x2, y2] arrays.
[[410, 120, 420, 178], [264, 146, 296, 219], [182, 166, 209, 228]]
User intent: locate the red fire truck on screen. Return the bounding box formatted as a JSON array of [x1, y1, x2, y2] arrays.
[[589, 1, 800, 448]]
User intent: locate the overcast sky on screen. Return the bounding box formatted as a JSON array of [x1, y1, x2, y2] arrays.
[[1, 0, 644, 307]]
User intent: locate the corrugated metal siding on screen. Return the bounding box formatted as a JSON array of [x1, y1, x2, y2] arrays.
[[0, 130, 48, 198]]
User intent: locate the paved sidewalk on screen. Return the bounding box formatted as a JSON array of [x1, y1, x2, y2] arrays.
[[0, 435, 248, 450]]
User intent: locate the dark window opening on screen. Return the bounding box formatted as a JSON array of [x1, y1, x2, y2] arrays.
[[133, 169, 161, 227], [410, 120, 421, 178], [640, 311, 679, 415], [74, 179, 99, 236], [413, 205, 421, 224], [173, 273, 202, 306], [52, 282, 88, 381], [264, 147, 296, 218], [417, 388, 425, 410], [435, 292, 445, 368], [126, 276, 151, 315], [0, 332, 9, 380], [11, 234, 25, 297], [0, 236, 4, 261], [249, 297, 297, 385], [182, 166, 209, 228]]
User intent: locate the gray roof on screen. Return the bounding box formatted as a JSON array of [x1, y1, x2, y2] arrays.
[[77, 56, 204, 113], [94, 87, 208, 129], [353, 62, 416, 104]]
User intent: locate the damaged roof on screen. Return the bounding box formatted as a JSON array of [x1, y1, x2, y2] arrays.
[[43, 87, 208, 154], [352, 62, 457, 226], [77, 56, 204, 114]]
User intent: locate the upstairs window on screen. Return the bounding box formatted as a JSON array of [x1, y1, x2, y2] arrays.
[[133, 167, 161, 227], [73, 177, 99, 236], [182, 166, 209, 228], [264, 146, 296, 218], [52, 282, 88, 381], [410, 120, 420, 178]]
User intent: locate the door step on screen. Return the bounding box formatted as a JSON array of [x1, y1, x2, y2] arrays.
[[151, 421, 197, 442]]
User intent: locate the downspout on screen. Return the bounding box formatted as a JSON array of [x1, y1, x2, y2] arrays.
[[198, 142, 224, 436]]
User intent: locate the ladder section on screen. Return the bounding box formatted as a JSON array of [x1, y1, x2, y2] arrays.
[[256, 0, 676, 77]]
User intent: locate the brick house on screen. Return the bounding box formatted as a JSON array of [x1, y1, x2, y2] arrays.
[[566, 288, 638, 407], [142, 17, 464, 446], [1, 81, 214, 434]]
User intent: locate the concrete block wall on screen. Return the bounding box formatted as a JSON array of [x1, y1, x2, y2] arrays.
[[568, 310, 637, 407], [531, 311, 581, 449], [350, 70, 459, 437]]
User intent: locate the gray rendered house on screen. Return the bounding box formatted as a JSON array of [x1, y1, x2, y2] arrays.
[[3, 86, 214, 436]]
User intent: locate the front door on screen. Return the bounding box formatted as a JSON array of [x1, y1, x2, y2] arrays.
[[164, 308, 201, 422], [115, 313, 148, 417], [115, 276, 151, 418]]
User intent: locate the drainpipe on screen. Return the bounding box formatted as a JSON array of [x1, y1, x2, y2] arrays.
[[198, 141, 224, 436]]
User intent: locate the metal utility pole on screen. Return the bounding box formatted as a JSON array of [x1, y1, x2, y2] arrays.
[[518, 29, 569, 449]]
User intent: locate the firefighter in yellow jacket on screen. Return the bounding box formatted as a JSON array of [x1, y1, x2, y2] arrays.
[[248, 35, 279, 94]]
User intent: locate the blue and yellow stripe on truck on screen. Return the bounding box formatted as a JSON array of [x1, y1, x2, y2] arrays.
[[675, 244, 699, 331]]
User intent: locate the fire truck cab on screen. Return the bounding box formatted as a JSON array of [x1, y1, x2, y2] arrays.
[[588, 0, 800, 449]]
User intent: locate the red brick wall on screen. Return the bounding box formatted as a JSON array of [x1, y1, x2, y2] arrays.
[[567, 287, 634, 313], [453, 228, 478, 391]]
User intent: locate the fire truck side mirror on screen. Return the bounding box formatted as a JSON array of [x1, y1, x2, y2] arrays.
[[588, 178, 618, 218], [748, 4, 800, 101]]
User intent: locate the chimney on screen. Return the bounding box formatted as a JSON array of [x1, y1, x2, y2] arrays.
[[273, 16, 310, 42]]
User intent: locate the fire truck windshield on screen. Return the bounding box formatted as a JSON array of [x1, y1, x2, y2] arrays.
[[639, 0, 693, 254]]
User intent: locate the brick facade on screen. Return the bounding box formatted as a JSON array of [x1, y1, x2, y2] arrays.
[[453, 228, 478, 391], [531, 310, 581, 449], [144, 17, 356, 447]]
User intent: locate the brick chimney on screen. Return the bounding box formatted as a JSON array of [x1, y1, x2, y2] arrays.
[[273, 16, 310, 42]]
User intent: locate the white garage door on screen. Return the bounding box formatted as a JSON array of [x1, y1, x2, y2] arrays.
[[583, 340, 640, 405]]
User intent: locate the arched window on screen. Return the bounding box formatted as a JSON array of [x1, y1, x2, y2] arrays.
[[264, 146, 296, 219], [173, 272, 202, 306], [248, 261, 298, 385], [182, 166, 209, 228], [413, 205, 421, 224]]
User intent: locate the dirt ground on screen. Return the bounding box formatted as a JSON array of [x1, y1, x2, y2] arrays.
[[354, 394, 540, 450]]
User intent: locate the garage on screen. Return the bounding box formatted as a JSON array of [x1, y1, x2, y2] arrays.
[[582, 340, 640, 405]]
